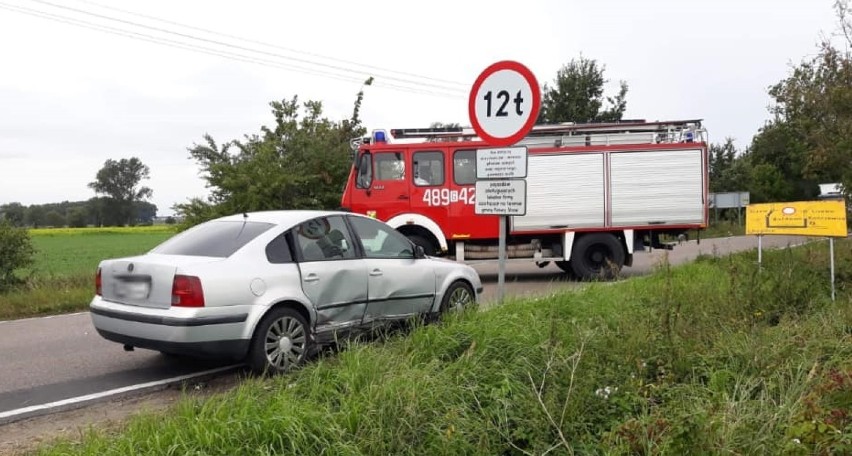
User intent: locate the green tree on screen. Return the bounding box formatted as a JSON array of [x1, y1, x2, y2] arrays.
[[45, 210, 64, 228], [67, 207, 88, 228], [25, 205, 46, 228], [0, 202, 26, 226], [87, 197, 106, 227], [0, 221, 35, 290], [175, 80, 371, 227], [538, 56, 628, 124], [709, 138, 739, 193], [428, 122, 461, 129], [88, 157, 153, 226], [755, 0, 852, 196], [747, 122, 818, 201], [133, 201, 158, 225]]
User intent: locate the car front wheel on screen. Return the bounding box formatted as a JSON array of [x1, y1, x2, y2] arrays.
[[248, 307, 313, 374]]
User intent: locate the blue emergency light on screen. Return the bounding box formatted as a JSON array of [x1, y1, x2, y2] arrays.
[[372, 129, 388, 143]]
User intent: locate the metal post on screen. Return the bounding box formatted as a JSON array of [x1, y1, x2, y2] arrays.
[[757, 235, 763, 267], [498, 215, 506, 304], [830, 238, 836, 302]]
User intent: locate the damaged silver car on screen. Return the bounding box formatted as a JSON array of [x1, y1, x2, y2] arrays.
[[90, 210, 482, 373]]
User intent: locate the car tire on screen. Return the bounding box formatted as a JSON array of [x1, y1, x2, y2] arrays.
[[248, 307, 313, 375], [408, 234, 436, 256], [439, 281, 475, 314], [570, 233, 625, 280]]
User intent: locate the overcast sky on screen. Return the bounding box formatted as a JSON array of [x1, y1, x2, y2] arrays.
[[0, 0, 841, 215]]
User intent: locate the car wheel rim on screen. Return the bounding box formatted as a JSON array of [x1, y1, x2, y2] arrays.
[[448, 286, 472, 311], [264, 316, 306, 371]]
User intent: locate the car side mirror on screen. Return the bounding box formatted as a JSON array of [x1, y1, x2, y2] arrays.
[[414, 245, 426, 259]]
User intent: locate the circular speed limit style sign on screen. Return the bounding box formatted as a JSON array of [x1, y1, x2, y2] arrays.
[[468, 61, 541, 147]]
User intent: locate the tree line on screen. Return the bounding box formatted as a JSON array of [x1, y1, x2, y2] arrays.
[[0, 157, 158, 228], [0, 199, 158, 228], [710, 1, 852, 203]]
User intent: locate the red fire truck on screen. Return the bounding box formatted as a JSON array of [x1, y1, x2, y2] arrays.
[[340, 120, 709, 280]]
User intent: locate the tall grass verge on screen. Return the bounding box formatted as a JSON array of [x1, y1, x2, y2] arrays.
[[35, 240, 852, 455]]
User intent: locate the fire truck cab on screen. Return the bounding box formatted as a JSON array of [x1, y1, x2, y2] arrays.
[[340, 120, 709, 280]]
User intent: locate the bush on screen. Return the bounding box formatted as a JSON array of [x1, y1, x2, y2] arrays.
[[0, 221, 36, 290]]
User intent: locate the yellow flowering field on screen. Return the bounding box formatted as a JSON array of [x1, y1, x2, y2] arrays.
[[29, 225, 177, 237]]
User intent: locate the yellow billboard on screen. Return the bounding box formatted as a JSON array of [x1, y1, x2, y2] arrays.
[[746, 200, 848, 237]]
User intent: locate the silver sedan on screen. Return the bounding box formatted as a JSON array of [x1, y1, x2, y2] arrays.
[[90, 210, 482, 373]]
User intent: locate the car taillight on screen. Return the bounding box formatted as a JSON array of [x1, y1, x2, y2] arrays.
[[95, 268, 102, 296], [171, 275, 205, 307]]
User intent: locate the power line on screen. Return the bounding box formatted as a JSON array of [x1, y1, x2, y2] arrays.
[[27, 0, 467, 94], [0, 3, 464, 98], [70, 0, 468, 89], [0, 3, 362, 87], [0, 2, 458, 97]]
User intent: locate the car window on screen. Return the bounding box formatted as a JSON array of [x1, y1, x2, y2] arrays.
[[265, 233, 293, 264], [413, 151, 444, 187], [374, 152, 405, 181], [151, 221, 274, 258], [453, 149, 476, 185], [348, 216, 414, 259], [293, 216, 357, 262]]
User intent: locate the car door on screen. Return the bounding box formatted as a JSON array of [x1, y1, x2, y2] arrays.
[[292, 215, 368, 335], [346, 215, 436, 323]]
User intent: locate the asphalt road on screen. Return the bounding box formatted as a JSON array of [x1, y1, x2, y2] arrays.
[[0, 234, 810, 420], [0, 313, 230, 417]]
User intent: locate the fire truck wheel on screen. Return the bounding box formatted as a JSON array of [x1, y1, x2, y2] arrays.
[[570, 233, 625, 280], [407, 235, 436, 256], [439, 281, 475, 314]]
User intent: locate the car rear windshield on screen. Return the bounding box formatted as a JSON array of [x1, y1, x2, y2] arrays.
[[151, 221, 275, 257]]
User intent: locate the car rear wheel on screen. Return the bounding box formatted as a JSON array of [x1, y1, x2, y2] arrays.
[[248, 307, 312, 375], [439, 281, 474, 314]]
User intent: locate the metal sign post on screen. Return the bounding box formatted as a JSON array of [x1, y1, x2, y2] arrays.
[[474, 161, 528, 303], [468, 61, 540, 304], [830, 238, 836, 301], [498, 216, 506, 303]]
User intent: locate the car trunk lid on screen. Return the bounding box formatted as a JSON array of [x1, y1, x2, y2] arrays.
[[100, 254, 221, 309]]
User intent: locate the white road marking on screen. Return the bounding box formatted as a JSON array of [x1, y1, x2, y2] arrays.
[[0, 365, 241, 423], [0, 311, 89, 325]]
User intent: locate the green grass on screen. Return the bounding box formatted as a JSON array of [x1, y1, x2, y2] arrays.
[[701, 219, 746, 238], [0, 229, 173, 320], [34, 240, 852, 455], [30, 232, 172, 277]]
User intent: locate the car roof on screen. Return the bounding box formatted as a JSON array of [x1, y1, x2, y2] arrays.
[[212, 210, 363, 227]]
